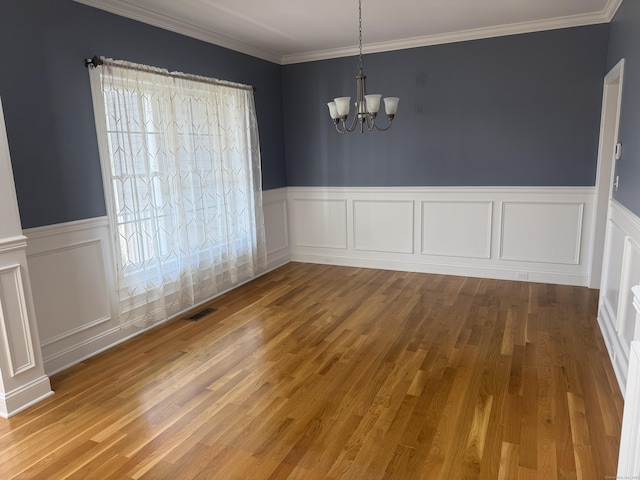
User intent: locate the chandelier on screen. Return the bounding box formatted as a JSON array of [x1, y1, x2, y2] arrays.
[[327, 0, 399, 134]]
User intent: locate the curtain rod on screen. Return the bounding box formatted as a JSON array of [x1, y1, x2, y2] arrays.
[[83, 55, 257, 94]]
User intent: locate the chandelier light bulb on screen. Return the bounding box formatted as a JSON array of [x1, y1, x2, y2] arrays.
[[365, 94, 381, 114], [334, 97, 351, 117], [383, 97, 400, 116]]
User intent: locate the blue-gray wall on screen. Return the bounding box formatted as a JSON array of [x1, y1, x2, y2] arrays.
[[283, 25, 610, 187], [608, 0, 640, 218], [0, 0, 286, 229]]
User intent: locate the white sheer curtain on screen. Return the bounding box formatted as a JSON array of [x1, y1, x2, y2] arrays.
[[89, 58, 267, 328]]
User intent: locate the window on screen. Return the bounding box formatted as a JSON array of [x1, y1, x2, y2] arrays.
[[89, 58, 266, 328]]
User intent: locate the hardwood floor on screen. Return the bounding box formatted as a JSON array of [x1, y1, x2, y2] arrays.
[[0, 263, 623, 479]]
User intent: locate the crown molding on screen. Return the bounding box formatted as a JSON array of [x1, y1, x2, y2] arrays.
[[282, 8, 617, 65], [72, 0, 282, 64], [604, 0, 625, 20], [74, 0, 622, 66]]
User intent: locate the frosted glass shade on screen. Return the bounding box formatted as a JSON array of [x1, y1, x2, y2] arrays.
[[383, 97, 399, 115], [334, 97, 351, 116], [365, 94, 381, 114], [327, 101, 339, 120]]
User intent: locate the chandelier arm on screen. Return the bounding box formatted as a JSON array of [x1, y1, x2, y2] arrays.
[[372, 117, 395, 131], [343, 111, 360, 133], [364, 114, 376, 131]]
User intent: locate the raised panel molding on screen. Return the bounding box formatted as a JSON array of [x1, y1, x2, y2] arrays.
[[421, 201, 492, 258], [353, 200, 414, 254], [29, 239, 111, 347], [617, 238, 640, 347], [263, 189, 289, 254], [24, 218, 118, 374], [0, 265, 36, 377], [500, 202, 584, 264], [291, 198, 348, 249], [598, 199, 640, 394], [288, 186, 594, 286]]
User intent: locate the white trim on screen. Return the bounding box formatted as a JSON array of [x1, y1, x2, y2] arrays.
[[590, 58, 625, 288], [0, 376, 54, 418], [287, 186, 595, 196], [24, 217, 109, 240], [604, 0, 625, 21], [0, 265, 36, 377], [292, 253, 589, 286], [599, 301, 628, 392], [0, 236, 28, 254], [39, 314, 112, 348]]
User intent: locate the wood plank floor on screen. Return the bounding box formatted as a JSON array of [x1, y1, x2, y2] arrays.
[[0, 263, 623, 479]]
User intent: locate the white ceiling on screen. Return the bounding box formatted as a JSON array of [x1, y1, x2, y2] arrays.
[[74, 0, 622, 64]]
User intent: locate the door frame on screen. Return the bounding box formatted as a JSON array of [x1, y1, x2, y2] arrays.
[[589, 58, 625, 289]]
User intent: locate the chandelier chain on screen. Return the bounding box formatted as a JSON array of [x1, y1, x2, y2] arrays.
[[358, 0, 363, 69]]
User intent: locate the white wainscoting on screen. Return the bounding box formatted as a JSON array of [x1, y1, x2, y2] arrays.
[[618, 340, 640, 478], [25, 217, 122, 375], [23, 187, 290, 375], [288, 187, 595, 286], [264, 188, 290, 270], [598, 199, 640, 393]]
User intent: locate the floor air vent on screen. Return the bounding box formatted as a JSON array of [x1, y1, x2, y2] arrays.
[[187, 307, 218, 321]]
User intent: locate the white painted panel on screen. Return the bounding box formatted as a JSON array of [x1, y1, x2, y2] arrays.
[[421, 201, 492, 258], [264, 199, 288, 255], [618, 238, 640, 346], [28, 240, 110, 346], [353, 200, 414, 254], [500, 202, 583, 264], [603, 220, 627, 322], [292, 199, 347, 249], [0, 265, 35, 376], [618, 341, 640, 478]]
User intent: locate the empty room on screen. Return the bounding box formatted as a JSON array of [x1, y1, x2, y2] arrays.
[[1, 0, 640, 478]]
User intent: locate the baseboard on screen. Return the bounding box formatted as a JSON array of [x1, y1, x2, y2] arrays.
[[599, 300, 629, 394], [0, 376, 54, 418], [290, 252, 589, 286]]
